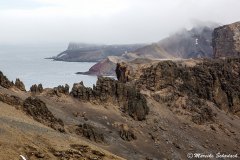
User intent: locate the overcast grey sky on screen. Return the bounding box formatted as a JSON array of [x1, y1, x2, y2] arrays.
[[0, 0, 240, 45]]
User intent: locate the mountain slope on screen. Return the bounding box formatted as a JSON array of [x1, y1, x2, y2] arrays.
[[1, 56, 240, 160], [79, 24, 219, 76], [158, 26, 214, 58], [127, 43, 175, 59], [52, 43, 146, 62], [77, 56, 123, 76], [0, 87, 123, 160]]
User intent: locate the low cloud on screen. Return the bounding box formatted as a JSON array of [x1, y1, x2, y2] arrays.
[[0, 0, 239, 45]]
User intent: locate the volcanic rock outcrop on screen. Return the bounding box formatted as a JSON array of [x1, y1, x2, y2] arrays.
[[51, 144, 108, 160], [52, 84, 70, 97], [136, 58, 240, 120], [0, 71, 13, 88], [71, 77, 149, 121], [15, 78, 26, 91], [30, 84, 43, 94], [23, 97, 65, 132], [115, 62, 131, 83], [0, 93, 22, 106], [213, 22, 240, 58], [119, 124, 136, 141], [1, 54, 240, 160], [2, 21, 240, 159], [75, 123, 105, 143]]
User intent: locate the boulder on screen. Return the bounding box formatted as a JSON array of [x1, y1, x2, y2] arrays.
[[115, 62, 130, 83], [124, 86, 149, 121], [119, 124, 136, 141], [71, 82, 93, 101]]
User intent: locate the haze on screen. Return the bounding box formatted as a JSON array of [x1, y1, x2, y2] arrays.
[[0, 0, 240, 45]]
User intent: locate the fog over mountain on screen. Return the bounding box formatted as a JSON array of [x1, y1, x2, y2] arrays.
[[0, 0, 240, 45]]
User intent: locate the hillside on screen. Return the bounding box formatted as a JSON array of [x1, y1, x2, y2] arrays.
[[123, 43, 175, 60], [0, 85, 123, 160], [1, 57, 240, 159], [76, 56, 123, 76], [51, 43, 145, 62], [1, 21, 240, 160], [135, 24, 218, 59], [157, 25, 216, 58], [80, 24, 218, 76]]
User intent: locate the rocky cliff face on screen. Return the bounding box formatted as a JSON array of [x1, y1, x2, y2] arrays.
[[0, 72, 27, 91], [136, 58, 240, 121], [71, 77, 149, 121], [115, 62, 131, 83], [213, 22, 240, 58], [0, 93, 22, 106]]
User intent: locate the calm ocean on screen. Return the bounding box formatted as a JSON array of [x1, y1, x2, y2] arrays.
[[0, 45, 97, 90]]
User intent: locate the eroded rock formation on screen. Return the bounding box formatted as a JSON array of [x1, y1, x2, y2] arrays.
[[137, 58, 240, 122], [0, 93, 22, 106], [213, 22, 240, 58], [71, 77, 149, 121], [115, 62, 130, 83], [30, 84, 43, 94], [0, 73, 26, 91], [15, 78, 26, 91], [75, 123, 105, 143], [53, 84, 70, 97], [23, 97, 65, 132], [51, 144, 107, 159], [0, 71, 13, 88]]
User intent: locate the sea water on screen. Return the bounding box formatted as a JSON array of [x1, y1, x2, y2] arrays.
[[0, 45, 97, 90]]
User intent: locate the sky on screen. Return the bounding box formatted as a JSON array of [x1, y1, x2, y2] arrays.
[[0, 0, 240, 45]]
